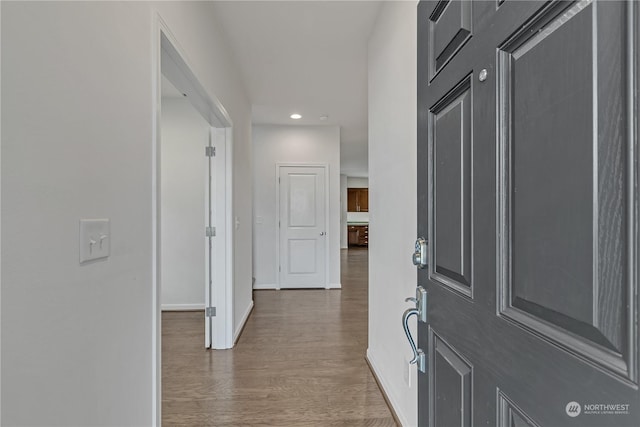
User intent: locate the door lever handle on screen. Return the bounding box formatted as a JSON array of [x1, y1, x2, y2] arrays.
[[402, 308, 420, 364], [405, 296, 418, 305], [402, 307, 427, 373]]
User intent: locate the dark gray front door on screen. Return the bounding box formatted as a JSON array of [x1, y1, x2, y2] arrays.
[[416, 1, 639, 425]]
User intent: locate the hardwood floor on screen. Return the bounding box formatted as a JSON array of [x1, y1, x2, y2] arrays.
[[162, 247, 396, 426]]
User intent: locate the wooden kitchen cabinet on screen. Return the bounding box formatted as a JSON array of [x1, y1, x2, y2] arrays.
[[347, 189, 359, 212], [347, 225, 368, 247], [347, 188, 368, 212], [348, 226, 359, 245]]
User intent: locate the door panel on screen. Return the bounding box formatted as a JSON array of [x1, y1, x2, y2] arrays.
[[497, 0, 635, 382], [429, 330, 473, 427], [288, 174, 318, 227], [429, 0, 472, 78], [429, 76, 473, 297], [498, 390, 540, 427], [279, 166, 326, 288], [288, 239, 318, 274], [416, 0, 640, 426], [347, 188, 359, 212]]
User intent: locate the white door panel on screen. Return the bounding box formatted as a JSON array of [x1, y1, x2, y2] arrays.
[[279, 166, 327, 288]]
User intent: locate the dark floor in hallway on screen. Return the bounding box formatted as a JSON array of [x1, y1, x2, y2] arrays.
[[162, 247, 396, 426]]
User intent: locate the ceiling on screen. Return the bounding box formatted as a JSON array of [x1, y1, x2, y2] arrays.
[[212, 1, 383, 177]]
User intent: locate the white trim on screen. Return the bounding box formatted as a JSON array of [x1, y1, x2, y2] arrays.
[[275, 163, 331, 289], [366, 348, 410, 427], [162, 304, 205, 311], [253, 283, 281, 290], [224, 127, 234, 350], [151, 12, 162, 427], [253, 283, 340, 290], [0, 2, 3, 419], [204, 127, 212, 349], [233, 300, 254, 344], [210, 127, 234, 350], [152, 11, 236, 423]]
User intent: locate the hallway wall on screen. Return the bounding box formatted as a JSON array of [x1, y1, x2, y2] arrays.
[[347, 177, 369, 188], [1, 2, 252, 425], [160, 97, 209, 310], [252, 125, 341, 289], [367, 2, 418, 425]]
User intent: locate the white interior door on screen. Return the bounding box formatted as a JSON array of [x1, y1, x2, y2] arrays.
[[205, 127, 230, 349], [204, 129, 213, 349], [279, 165, 327, 288]]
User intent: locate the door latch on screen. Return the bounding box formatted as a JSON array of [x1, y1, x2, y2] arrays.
[[408, 286, 427, 323], [402, 286, 428, 373], [412, 237, 428, 269]]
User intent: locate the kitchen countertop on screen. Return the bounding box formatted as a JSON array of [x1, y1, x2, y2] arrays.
[[347, 222, 369, 226]]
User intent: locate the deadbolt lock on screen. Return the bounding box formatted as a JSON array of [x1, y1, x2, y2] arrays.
[[412, 237, 428, 269]]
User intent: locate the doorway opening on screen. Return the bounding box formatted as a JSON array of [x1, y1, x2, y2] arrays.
[[343, 177, 369, 250], [152, 16, 234, 424]]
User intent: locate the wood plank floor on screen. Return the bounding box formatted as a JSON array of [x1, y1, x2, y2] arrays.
[[162, 248, 396, 426]]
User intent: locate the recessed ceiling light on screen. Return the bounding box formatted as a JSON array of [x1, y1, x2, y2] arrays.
[[290, 113, 302, 119], [319, 115, 329, 121]]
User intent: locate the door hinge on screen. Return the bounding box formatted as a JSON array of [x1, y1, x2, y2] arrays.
[[206, 307, 216, 317], [206, 226, 216, 237], [279, 265, 281, 272], [205, 146, 216, 157]]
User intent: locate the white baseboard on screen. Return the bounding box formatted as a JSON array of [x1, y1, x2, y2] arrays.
[[366, 348, 410, 427], [161, 303, 204, 311], [233, 300, 254, 344], [253, 283, 342, 290], [253, 283, 279, 290]]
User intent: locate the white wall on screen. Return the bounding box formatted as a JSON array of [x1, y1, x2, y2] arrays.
[[161, 97, 209, 310], [367, 2, 418, 426], [340, 174, 348, 248], [0, 2, 3, 419], [253, 125, 341, 289], [1, 1, 252, 425], [347, 177, 369, 188], [347, 212, 370, 223]]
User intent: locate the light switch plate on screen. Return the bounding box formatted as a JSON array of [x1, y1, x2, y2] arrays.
[[79, 219, 110, 263], [404, 356, 412, 387]]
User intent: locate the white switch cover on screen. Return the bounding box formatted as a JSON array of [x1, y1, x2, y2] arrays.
[[404, 356, 412, 387], [79, 219, 110, 263]]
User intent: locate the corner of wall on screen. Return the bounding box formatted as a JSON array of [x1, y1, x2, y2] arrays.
[[367, 1, 418, 426], [233, 299, 254, 344], [366, 348, 412, 427], [0, 1, 3, 419]]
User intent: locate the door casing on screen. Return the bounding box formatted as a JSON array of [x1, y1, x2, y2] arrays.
[[152, 12, 235, 425]]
